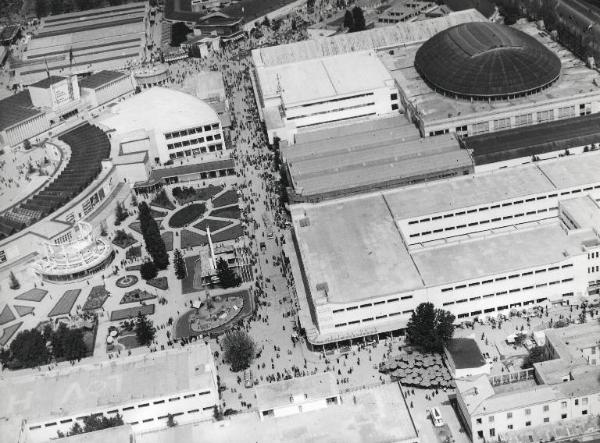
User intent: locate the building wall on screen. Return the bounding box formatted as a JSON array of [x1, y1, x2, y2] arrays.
[[81, 76, 136, 108], [282, 87, 399, 137], [0, 112, 52, 147], [409, 93, 599, 138], [469, 393, 600, 440], [160, 120, 225, 164]]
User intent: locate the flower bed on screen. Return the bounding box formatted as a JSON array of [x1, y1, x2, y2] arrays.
[[169, 203, 206, 228], [116, 275, 139, 288], [112, 230, 137, 249], [82, 286, 110, 310], [147, 277, 168, 290], [209, 205, 241, 220], [212, 190, 238, 208], [120, 289, 156, 304], [193, 218, 233, 232]]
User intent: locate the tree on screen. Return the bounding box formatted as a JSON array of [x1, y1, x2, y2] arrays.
[[174, 249, 186, 280], [343, 10, 354, 31], [262, 16, 271, 28], [138, 202, 169, 269], [10, 329, 49, 368], [8, 271, 20, 290], [35, 0, 49, 18], [216, 258, 241, 288], [51, 324, 87, 361], [140, 261, 158, 281], [135, 313, 155, 346], [114, 201, 128, 225], [50, 0, 64, 14], [351, 6, 366, 32], [406, 302, 455, 353], [523, 346, 546, 368], [67, 413, 124, 436], [222, 330, 255, 372]]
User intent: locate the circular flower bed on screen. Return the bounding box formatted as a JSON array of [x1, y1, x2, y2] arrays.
[[169, 203, 206, 228], [116, 275, 139, 288]]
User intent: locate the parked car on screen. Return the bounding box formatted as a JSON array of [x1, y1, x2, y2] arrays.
[[429, 407, 445, 427]]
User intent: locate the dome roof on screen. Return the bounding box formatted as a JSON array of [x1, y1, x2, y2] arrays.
[[414, 22, 561, 100]]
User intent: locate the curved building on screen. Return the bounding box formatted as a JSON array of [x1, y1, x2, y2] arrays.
[[414, 22, 561, 100], [34, 222, 114, 282], [100, 87, 227, 163]]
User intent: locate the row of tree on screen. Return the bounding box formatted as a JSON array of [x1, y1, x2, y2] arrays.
[[138, 202, 169, 270], [57, 413, 124, 438], [343, 7, 366, 33], [0, 323, 88, 369]]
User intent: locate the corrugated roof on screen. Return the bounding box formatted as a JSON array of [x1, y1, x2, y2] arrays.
[[464, 113, 600, 165], [79, 70, 127, 89], [0, 91, 42, 132]]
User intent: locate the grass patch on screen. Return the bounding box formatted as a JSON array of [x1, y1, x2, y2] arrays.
[[151, 189, 176, 211], [193, 218, 233, 232], [211, 224, 244, 243], [169, 203, 206, 228], [48, 289, 81, 317], [212, 189, 238, 208], [110, 304, 155, 321], [147, 277, 168, 290], [120, 289, 156, 304], [82, 286, 110, 311], [15, 288, 47, 302], [209, 205, 241, 220], [161, 231, 173, 251], [180, 229, 207, 249], [118, 334, 140, 349], [112, 229, 137, 249], [150, 208, 168, 218]]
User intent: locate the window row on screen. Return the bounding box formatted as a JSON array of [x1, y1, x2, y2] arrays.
[[164, 124, 219, 139], [455, 298, 546, 319], [334, 310, 413, 328], [332, 296, 408, 314], [440, 266, 573, 293], [30, 391, 213, 430], [168, 144, 225, 159], [167, 134, 221, 150], [406, 185, 600, 226], [288, 102, 376, 121]]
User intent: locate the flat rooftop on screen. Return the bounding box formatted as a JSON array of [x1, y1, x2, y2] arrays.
[[137, 382, 418, 443], [254, 373, 337, 411], [0, 343, 214, 423], [0, 91, 42, 132], [446, 338, 486, 369], [411, 222, 590, 287], [292, 193, 424, 303], [251, 9, 486, 68], [559, 195, 600, 230], [462, 113, 600, 165], [382, 22, 600, 126], [256, 52, 393, 107], [79, 70, 128, 90], [381, 150, 600, 220]]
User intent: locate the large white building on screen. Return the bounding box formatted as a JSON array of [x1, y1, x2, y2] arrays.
[[100, 87, 227, 164], [456, 322, 600, 441], [253, 51, 399, 144], [0, 343, 218, 443], [287, 152, 600, 347]]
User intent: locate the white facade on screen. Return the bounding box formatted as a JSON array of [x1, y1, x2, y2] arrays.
[[289, 153, 600, 345], [80, 75, 136, 108]]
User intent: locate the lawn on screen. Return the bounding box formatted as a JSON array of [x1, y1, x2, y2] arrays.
[[211, 224, 244, 243], [181, 255, 202, 294], [110, 304, 155, 321], [151, 190, 176, 210], [209, 206, 241, 220], [118, 333, 140, 349], [194, 218, 233, 232], [126, 245, 142, 261], [180, 229, 207, 249], [0, 322, 23, 346], [150, 208, 168, 219], [162, 231, 174, 251], [15, 288, 48, 302], [48, 289, 81, 317], [14, 305, 35, 317], [0, 305, 15, 325], [212, 190, 238, 208], [112, 230, 137, 249], [147, 277, 168, 290], [197, 185, 223, 200], [82, 286, 111, 311], [169, 203, 206, 228], [173, 185, 223, 204], [120, 289, 156, 304]]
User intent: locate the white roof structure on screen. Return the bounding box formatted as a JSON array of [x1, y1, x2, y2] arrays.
[[256, 52, 394, 106], [254, 373, 338, 411], [0, 343, 215, 424], [100, 87, 220, 136]]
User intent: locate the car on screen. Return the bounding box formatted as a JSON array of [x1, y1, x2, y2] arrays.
[[244, 369, 253, 388], [429, 407, 445, 427]]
